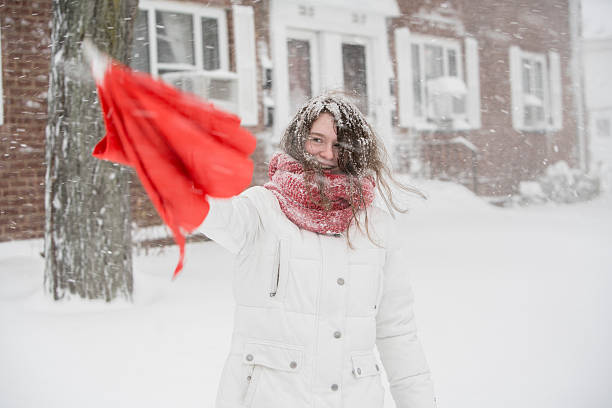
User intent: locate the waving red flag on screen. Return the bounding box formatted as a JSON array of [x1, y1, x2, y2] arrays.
[[88, 46, 256, 278]]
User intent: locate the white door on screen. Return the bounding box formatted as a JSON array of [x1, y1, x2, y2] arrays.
[[284, 31, 374, 118]]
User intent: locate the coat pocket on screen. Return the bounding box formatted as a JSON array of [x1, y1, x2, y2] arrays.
[[242, 340, 305, 407], [242, 340, 304, 372], [350, 351, 381, 378], [346, 350, 385, 408]]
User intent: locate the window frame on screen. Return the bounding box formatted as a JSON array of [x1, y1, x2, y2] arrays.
[[510, 46, 564, 132], [409, 34, 467, 130], [595, 116, 611, 139], [137, 0, 229, 77], [519, 49, 550, 131]]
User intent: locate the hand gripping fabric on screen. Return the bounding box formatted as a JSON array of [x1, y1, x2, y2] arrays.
[[91, 59, 256, 278]]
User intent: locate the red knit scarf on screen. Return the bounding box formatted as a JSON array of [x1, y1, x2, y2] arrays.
[[264, 152, 375, 234]]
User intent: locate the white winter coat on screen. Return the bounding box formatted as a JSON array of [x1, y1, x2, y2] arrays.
[[198, 186, 435, 408]]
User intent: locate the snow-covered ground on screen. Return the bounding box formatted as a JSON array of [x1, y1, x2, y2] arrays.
[[0, 180, 610, 408]]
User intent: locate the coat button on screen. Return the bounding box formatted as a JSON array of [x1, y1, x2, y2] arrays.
[[375, 364, 380, 371], [245, 354, 254, 362], [289, 361, 297, 369], [337, 277, 345, 286], [356, 367, 362, 375], [333, 331, 342, 339], [331, 384, 339, 391], [246, 375, 252, 381]]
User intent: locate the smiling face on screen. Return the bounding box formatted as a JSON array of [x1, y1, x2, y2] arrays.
[[280, 94, 380, 178], [304, 113, 341, 173]]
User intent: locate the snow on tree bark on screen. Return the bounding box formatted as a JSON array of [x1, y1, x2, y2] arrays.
[[44, 0, 139, 301]]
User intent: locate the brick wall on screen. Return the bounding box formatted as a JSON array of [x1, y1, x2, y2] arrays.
[[460, 0, 576, 196], [0, 0, 270, 241], [0, 0, 52, 241]]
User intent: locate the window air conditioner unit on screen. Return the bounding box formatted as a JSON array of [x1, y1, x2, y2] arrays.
[[426, 76, 467, 122], [161, 70, 239, 115]]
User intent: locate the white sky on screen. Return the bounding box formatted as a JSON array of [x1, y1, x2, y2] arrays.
[[582, 0, 612, 39]]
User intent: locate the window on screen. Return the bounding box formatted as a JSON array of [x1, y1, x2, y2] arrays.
[[395, 30, 480, 130], [263, 68, 273, 90], [130, 1, 229, 76], [411, 37, 466, 126], [509, 46, 562, 131], [394, 34, 474, 130], [128, 2, 258, 126], [521, 53, 547, 128], [596, 118, 611, 138]]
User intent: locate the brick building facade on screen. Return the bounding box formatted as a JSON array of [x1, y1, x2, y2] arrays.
[[392, 0, 584, 196], [0, 0, 51, 240], [0, 0, 586, 242]]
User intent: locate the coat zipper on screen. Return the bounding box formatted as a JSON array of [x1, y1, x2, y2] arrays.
[[269, 240, 281, 297]]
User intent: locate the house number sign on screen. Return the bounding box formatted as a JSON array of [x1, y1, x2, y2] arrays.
[[351, 13, 366, 24], [298, 5, 315, 17]]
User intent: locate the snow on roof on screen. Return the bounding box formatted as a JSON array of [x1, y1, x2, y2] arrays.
[[582, 0, 612, 39]]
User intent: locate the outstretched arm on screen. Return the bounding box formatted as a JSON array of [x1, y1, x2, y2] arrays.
[[197, 186, 272, 255]]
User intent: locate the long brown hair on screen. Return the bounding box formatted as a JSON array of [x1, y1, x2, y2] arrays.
[[279, 93, 424, 245]]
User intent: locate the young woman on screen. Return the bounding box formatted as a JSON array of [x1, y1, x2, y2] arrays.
[[198, 94, 436, 408]]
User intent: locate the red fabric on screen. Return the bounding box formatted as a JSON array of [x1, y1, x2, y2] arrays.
[[93, 60, 256, 278], [264, 153, 375, 234]]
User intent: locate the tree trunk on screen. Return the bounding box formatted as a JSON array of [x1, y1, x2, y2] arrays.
[[44, 0, 139, 301]]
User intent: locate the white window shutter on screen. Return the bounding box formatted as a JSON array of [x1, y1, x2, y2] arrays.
[[233, 5, 258, 126], [465, 37, 481, 129], [548, 51, 563, 130], [395, 28, 413, 128], [509, 45, 524, 131]]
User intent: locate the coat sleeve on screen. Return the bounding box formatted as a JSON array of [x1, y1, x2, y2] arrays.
[[375, 223, 436, 408], [196, 186, 273, 255]]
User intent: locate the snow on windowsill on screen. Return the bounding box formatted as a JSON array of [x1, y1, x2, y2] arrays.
[[409, 118, 474, 132], [427, 76, 467, 97]]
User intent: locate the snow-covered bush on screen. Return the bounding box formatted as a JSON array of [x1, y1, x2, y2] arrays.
[[517, 181, 547, 205], [514, 161, 601, 205]]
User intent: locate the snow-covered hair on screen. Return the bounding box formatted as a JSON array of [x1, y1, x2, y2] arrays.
[[280, 92, 424, 244], [281, 93, 376, 177]]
